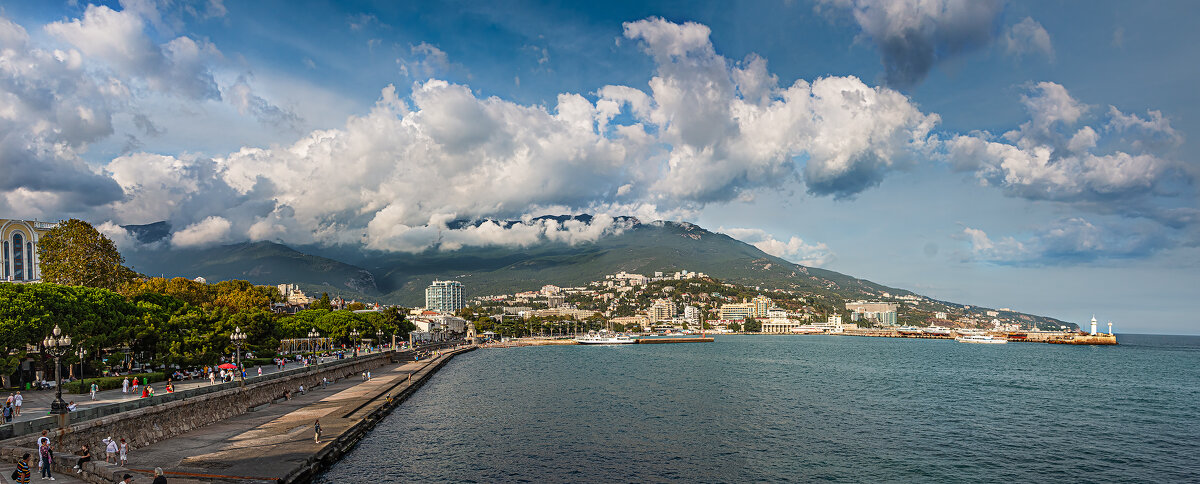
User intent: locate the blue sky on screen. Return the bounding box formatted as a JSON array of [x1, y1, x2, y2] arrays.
[[2, 1, 1197, 334]]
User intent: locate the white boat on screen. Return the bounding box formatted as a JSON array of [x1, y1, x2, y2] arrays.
[[955, 334, 1007, 344], [575, 332, 638, 345], [897, 326, 924, 335], [923, 325, 952, 336]]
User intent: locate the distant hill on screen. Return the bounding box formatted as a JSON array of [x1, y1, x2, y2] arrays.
[[118, 215, 1072, 329]]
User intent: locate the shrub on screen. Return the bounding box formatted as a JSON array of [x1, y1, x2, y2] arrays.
[[64, 372, 164, 393]]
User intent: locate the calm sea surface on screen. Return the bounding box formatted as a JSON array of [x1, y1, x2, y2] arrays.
[[319, 334, 1199, 483]]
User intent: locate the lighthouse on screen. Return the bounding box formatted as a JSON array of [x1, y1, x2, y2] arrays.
[[1108, 321, 1113, 335], [1090, 315, 1098, 335]]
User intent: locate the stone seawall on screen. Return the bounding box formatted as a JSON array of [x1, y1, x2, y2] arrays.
[[0, 352, 397, 484], [281, 346, 476, 484]]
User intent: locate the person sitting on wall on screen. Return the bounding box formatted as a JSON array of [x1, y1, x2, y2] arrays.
[[141, 386, 150, 398]]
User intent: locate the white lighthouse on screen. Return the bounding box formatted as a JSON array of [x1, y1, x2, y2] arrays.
[[1090, 315, 1098, 335], [1108, 321, 1113, 335]]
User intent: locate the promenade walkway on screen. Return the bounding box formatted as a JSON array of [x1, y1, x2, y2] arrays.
[[3, 351, 391, 425], [123, 358, 433, 483]]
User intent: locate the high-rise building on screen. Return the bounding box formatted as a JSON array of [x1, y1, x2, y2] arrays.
[[720, 302, 757, 320], [650, 298, 676, 321], [683, 305, 700, 326], [752, 295, 771, 317], [425, 280, 464, 314]]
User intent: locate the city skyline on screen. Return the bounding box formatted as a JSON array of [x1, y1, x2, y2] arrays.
[[2, 1, 1197, 334]]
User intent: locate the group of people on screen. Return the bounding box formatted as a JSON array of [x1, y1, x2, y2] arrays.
[[9, 432, 167, 483], [4, 392, 23, 422]]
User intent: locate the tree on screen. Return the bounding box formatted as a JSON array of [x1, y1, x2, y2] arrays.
[[38, 219, 134, 290], [727, 321, 742, 332], [742, 317, 761, 333], [311, 292, 332, 310]]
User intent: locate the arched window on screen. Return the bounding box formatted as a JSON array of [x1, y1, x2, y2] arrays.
[[26, 241, 33, 280], [11, 232, 23, 281], [1, 241, 7, 279]]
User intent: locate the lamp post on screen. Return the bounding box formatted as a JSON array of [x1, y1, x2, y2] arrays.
[[375, 329, 383, 352], [42, 324, 72, 415], [308, 328, 320, 365], [350, 329, 360, 357], [230, 326, 247, 383], [76, 347, 87, 395]]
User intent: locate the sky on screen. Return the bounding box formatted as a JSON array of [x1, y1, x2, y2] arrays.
[[1, 0, 1197, 334]]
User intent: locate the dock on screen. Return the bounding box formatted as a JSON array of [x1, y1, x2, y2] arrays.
[[637, 337, 714, 344]]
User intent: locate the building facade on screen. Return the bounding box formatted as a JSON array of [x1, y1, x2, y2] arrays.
[[1, 219, 55, 282], [649, 298, 676, 321], [425, 280, 464, 314]]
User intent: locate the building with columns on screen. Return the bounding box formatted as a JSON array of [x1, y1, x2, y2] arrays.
[[1, 219, 56, 282]]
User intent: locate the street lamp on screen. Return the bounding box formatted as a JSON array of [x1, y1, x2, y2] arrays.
[[307, 328, 320, 354], [230, 326, 247, 381], [350, 329, 360, 357], [375, 329, 383, 352], [42, 324, 72, 415], [76, 347, 87, 395]]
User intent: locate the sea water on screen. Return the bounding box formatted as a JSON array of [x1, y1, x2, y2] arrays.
[[318, 334, 1199, 482]]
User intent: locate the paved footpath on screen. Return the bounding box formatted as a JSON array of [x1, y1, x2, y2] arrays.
[[114, 357, 437, 484], [3, 351, 391, 424]]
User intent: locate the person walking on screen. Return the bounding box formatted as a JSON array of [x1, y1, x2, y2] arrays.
[[3, 402, 12, 423], [152, 467, 167, 484], [122, 377, 129, 394], [118, 438, 128, 466], [103, 437, 117, 464], [313, 419, 322, 444], [131, 377, 139, 395], [38, 438, 53, 480], [13, 391, 22, 416], [73, 444, 91, 473], [257, 367, 262, 377], [14, 452, 31, 484], [90, 382, 98, 401]]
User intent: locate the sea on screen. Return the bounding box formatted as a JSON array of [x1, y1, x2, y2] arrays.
[[318, 334, 1199, 483]]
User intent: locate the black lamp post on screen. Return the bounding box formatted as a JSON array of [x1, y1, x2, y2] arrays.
[[76, 347, 87, 395], [42, 324, 71, 415], [375, 329, 383, 351], [230, 326, 247, 381], [350, 329, 360, 357], [308, 328, 320, 356]]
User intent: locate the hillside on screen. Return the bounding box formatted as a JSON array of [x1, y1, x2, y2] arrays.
[[117, 216, 1072, 329]]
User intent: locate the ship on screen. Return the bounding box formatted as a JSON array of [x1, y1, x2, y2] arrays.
[[575, 331, 638, 345], [955, 334, 1008, 344]]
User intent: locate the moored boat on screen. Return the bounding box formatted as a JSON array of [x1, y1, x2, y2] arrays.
[[575, 332, 638, 345], [955, 334, 1007, 344]]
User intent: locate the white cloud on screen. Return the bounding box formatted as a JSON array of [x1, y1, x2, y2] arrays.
[[171, 215, 232, 247], [961, 218, 1171, 265], [45, 4, 222, 101], [1004, 17, 1054, 61], [817, 0, 1004, 89], [721, 227, 835, 267], [944, 82, 1183, 206]]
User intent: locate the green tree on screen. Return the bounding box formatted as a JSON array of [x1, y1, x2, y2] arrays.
[[727, 321, 742, 332], [38, 219, 134, 290], [742, 317, 761, 332], [311, 293, 333, 310]]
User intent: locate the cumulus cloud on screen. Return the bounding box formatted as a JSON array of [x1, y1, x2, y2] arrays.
[[45, 4, 223, 101], [960, 218, 1172, 265], [721, 227, 835, 267], [818, 0, 1004, 89], [398, 42, 453, 80], [1004, 17, 1054, 61], [944, 82, 1186, 211], [171, 215, 232, 247]]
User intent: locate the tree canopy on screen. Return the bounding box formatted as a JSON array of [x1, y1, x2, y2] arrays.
[[37, 219, 135, 290]]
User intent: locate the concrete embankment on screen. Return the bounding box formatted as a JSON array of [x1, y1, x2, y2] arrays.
[[282, 346, 475, 483], [0, 351, 399, 484]]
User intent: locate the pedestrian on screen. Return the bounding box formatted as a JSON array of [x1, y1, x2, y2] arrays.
[[132, 377, 139, 394], [152, 467, 167, 484], [14, 452, 30, 484], [120, 473, 133, 483], [119, 438, 128, 466], [209, 371, 216, 385], [103, 437, 117, 463], [67, 401, 77, 412], [37, 430, 49, 449], [141, 386, 149, 398], [90, 382, 98, 401], [5, 392, 12, 406], [257, 367, 262, 377], [14, 391, 22, 416], [122, 377, 129, 394], [367, 371, 371, 381], [321, 377, 327, 389], [3, 401, 12, 422], [313, 419, 322, 444], [38, 437, 53, 480], [73, 444, 91, 473]]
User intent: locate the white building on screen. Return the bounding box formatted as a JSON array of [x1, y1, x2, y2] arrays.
[[425, 280, 464, 314], [683, 305, 701, 326], [1, 219, 56, 282]]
